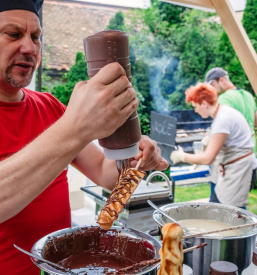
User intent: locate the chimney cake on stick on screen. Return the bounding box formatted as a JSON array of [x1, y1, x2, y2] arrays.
[[97, 162, 145, 230]]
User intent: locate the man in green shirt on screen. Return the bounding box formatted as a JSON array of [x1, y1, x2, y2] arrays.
[[205, 67, 257, 191]]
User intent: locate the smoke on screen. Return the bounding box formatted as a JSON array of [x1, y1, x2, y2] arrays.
[[146, 55, 179, 112], [129, 31, 180, 112]]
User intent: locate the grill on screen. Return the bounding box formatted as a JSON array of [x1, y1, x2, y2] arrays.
[[150, 111, 212, 164], [172, 110, 212, 152], [81, 171, 174, 232]]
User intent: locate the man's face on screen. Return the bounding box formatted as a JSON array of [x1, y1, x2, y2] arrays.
[[210, 78, 225, 95], [0, 10, 41, 90]]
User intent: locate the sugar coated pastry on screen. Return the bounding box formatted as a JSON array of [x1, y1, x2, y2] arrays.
[[158, 223, 184, 275]]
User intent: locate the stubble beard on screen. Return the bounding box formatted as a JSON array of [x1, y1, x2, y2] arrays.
[[6, 67, 33, 88], [5, 55, 36, 88]]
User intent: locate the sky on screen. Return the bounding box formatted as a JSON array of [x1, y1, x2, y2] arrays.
[[77, 0, 247, 11]]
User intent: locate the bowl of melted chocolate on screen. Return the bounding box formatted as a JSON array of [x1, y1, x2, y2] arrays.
[[30, 226, 161, 275]]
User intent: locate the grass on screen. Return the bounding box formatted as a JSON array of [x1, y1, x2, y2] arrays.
[[174, 183, 210, 202], [174, 183, 257, 215]]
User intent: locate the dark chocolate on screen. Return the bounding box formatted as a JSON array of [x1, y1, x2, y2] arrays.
[[101, 162, 144, 222], [43, 226, 155, 275]]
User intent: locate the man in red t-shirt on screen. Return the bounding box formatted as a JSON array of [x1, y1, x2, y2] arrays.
[[0, 1, 168, 274]]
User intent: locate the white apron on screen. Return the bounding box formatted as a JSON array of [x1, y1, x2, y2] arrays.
[[215, 146, 253, 207]]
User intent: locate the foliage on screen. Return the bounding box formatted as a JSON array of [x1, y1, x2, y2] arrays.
[[156, 0, 186, 26], [144, 0, 186, 37], [36, 45, 63, 93], [130, 42, 152, 135], [242, 0, 257, 42], [106, 10, 151, 135], [48, 0, 257, 137], [125, 7, 221, 112], [172, 10, 221, 92], [106, 10, 124, 31], [214, 31, 251, 92], [53, 52, 89, 106]]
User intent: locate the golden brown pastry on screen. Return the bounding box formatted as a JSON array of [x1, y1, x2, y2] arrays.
[[97, 168, 146, 230], [158, 223, 184, 275]]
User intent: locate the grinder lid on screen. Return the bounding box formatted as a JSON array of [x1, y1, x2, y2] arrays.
[[210, 261, 238, 275], [103, 142, 139, 160]]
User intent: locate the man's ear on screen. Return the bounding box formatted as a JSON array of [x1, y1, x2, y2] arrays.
[[219, 77, 226, 85], [202, 100, 208, 108]]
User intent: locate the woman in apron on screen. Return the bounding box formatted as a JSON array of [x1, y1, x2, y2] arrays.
[[171, 83, 254, 209]]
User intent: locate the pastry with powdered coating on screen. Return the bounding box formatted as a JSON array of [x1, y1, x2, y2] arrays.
[[97, 168, 145, 230], [158, 223, 184, 275]]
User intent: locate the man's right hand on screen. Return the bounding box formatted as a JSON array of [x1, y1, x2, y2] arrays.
[[63, 62, 139, 143]]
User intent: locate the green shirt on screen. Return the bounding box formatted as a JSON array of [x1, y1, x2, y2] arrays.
[[218, 89, 257, 154]]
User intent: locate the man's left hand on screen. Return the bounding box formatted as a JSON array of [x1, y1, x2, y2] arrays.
[[129, 136, 169, 171]]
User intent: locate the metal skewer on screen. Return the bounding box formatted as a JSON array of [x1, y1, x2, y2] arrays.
[[183, 222, 257, 239], [107, 243, 207, 275], [147, 200, 191, 233], [13, 244, 79, 275]]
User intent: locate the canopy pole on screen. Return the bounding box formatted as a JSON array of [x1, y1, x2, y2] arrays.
[[212, 0, 257, 95]]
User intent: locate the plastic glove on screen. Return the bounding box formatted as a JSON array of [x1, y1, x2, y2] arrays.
[[170, 146, 185, 164]]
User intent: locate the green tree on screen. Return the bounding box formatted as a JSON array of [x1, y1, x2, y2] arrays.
[[125, 6, 221, 112], [130, 47, 152, 135], [176, 29, 207, 91], [106, 11, 152, 134], [53, 52, 89, 105], [214, 31, 250, 91], [166, 9, 221, 106], [242, 0, 257, 52], [37, 45, 63, 93], [157, 0, 186, 25], [144, 0, 186, 37], [106, 10, 124, 31], [242, 0, 257, 36]]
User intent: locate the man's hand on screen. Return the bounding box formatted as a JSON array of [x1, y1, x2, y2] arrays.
[[63, 63, 139, 144], [170, 146, 185, 165], [129, 136, 169, 171]]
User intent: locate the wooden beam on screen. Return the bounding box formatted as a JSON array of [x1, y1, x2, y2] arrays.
[[163, 0, 214, 9], [212, 0, 257, 95]]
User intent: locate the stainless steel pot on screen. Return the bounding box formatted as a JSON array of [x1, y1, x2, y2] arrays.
[[30, 226, 162, 275], [153, 202, 257, 275]]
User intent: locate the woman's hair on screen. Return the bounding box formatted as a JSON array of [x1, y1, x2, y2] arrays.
[[185, 83, 217, 106]]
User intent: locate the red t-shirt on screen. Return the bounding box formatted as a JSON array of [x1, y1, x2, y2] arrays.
[[0, 88, 71, 274]]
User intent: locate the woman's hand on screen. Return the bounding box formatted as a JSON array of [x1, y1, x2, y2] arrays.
[[170, 146, 185, 165], [184, 133, 228, 165]]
